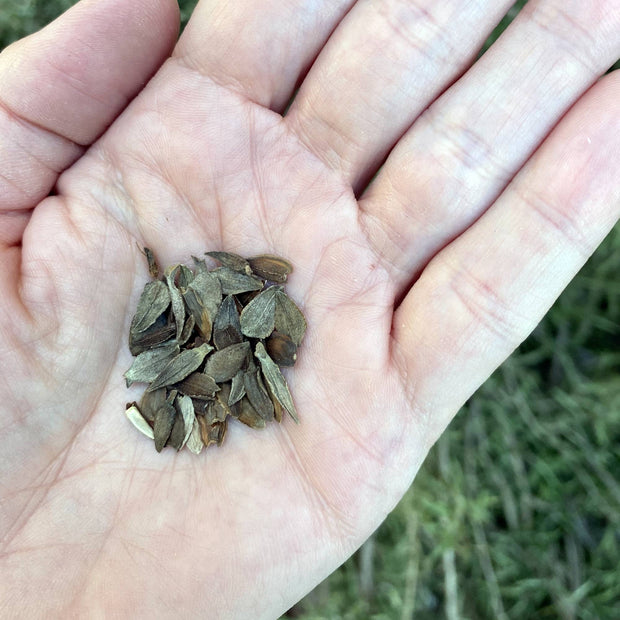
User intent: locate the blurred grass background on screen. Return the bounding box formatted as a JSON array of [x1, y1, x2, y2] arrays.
[[1, 1, 618, 618]]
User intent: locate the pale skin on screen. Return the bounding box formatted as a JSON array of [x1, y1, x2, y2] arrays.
[[0, 0, 618, 616]]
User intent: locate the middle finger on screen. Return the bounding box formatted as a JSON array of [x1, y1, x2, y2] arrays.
[[286, 0, 514, 192]]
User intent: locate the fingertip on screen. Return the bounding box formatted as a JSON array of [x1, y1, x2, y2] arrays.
[[0, 0, 181, 145]]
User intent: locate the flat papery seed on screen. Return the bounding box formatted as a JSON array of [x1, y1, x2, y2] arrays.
[[185, 418, 204, 454], [213, 267, 264, 295], [235, 289, 261, 307], [213, 385, 232, 421], [147, 343, 212, 391], [243, 368, 274, 421], [125, 404, 155, 439], [274, 289, 306, 346], [130, 280, 170, 334], [213, 295, 243, 350], [237, 396, 266, 429], [183, 287, 211, 340], [185, 271, 222, 340], [217, 382, 231, 406], [204, 341, 251, 383], [197, 415, 210, 446], [167, 409, 186, 450], [124, 341, 180, 387], [247, 255, 292, 283], [177, 264, 195, 290], [176, 394, 196, 449], [228, 398, 241, 419], [213, 419, 228, 446], [189, 270, 222, 312], [178, 314, 196, 346], [254, 342, 299, 423], [229, 370, 246, 406], [192, 256, 209, 274], [165, 265, 186, 341], [199, 417, 227, 447], [206, 251, 252, 275], [205, 397, 229, 425], [175, 372, 219, 399], [153, 402, 176, 452], [129, 320, 176, 356], [266, 382, 284, 423], [191, 398, 208, 415], [139, 387, 167, 423], [239, 286, 277, 339]]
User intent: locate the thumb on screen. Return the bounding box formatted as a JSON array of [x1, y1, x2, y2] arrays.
[[0, 0, 180, 246]]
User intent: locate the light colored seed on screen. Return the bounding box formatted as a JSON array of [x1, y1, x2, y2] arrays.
[[125, 404, 154, 439]]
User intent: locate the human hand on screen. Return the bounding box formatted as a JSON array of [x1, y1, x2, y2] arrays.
[[1, 0, 618, 617]]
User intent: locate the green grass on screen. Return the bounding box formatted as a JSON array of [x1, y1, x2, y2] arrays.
[[2, 1, 618, 618]]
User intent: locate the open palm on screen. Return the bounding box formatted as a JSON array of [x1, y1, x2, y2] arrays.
[[1, 0, 618, 617]]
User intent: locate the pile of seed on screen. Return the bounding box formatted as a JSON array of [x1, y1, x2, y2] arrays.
[[124, 250, 306, 453]]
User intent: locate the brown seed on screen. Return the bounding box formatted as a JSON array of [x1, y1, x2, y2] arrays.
[[192, 255, 208, 274], [205, 394, 230, 425], [143, 247, 160, 279], [247, 254, 293, 283], [185, 417, 204, 454], [213, 295, 243, 350], [165, 265, 186, 341], [196, 415, 227, 447], [175, 394, 196, 450], [274, 289, 306, 345], [178, 314, 196, 346], [175, 372, 219, 399], [217, 382, 231, 407], [270, 386, 284, 423], [124, 341, 180, 387], [184, 270, 222, 340], [204, 341, 250, 382], [235, 289, 261, 307], [129, 320, 176, 356], [139, 387, 166, 423], [183, 287, 208, 340], [205, 419, 227, 446], [177, 264, 195, 290], [239, 286, 278, 339], [130, 280, 170, 334], [213, 419, 228, 446], [236, 396, 266, 429], [191, 398, 208, 416], [167, 406, 186, 450], [243, 368, 274, 421], [228, 397, 241, 419], [147, 343, 213, 391], [197, 414, 210, 446], [229, 370, 246, 406], [213, 267, 264, 295], [265, 331, 297, 367], [254, 342, 298, 423], [153, 400, 176, 452], [206, 251, 252, 275]]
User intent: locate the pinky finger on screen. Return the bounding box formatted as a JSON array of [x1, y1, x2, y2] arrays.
[[393, 71, 620, 444]]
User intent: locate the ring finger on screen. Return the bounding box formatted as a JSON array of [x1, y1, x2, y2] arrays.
[[360, 0, 620, 290], [286, 0, 514, 192]]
